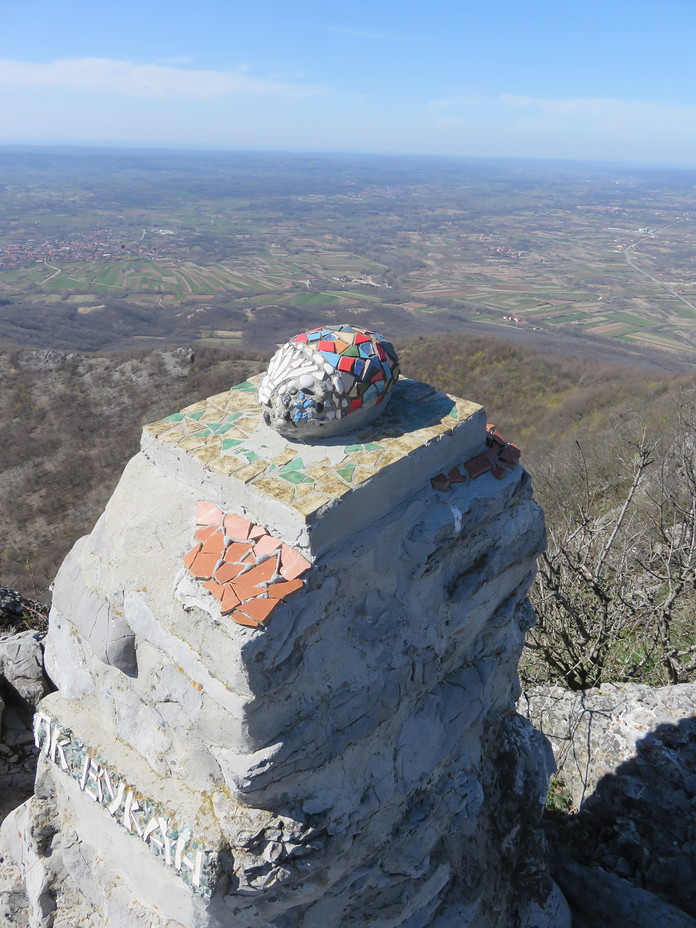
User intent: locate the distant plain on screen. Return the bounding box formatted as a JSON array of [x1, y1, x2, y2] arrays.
[[1, 149, 695, 371]]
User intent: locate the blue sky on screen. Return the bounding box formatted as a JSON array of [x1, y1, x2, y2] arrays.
[[2, 0, 696, 165]]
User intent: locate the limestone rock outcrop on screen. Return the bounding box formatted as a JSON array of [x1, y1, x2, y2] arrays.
[[0, 374, 569, 928], [522, 682, 696, 921]]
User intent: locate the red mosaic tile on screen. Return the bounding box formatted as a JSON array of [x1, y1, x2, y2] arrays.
[[349, 398, 363, 411], [464, 454, 492, 478], [376, 344, 386, 360], [237, 558, 277, 587], [203, 579, 225, 601], [355, 332, 371, 344], [220, 585, 241, 616], [447, 466, 466, 483], [224, 541, 255, 564], [237, 597, 278, 625], [278, 544, 312, 581], [431, 473, 450, 491], [318, 339, 336, 352], [215, 561, 246, 584], [224, 514, 252, 541], [182, 544, 201, 570], [253, 535, 283, 558], [293, 333, 309, 343], [337, 356, 355, 373], [231, 610, 260, 628], [267, 578, 304, 600], [196, 501, 222, 527], [190, 552, 220, 581]]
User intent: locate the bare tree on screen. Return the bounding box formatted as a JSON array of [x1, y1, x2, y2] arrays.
[[522, 397, 696, 690]]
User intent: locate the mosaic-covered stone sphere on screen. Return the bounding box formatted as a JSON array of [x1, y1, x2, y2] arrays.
[[258, 324, 399, 439]]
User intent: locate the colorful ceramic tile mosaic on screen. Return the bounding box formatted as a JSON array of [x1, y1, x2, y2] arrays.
[[182, 502, 311, 627], [430, 424, 522, 491], [258, 325, 400, 439], [144, 376, 480, 520]]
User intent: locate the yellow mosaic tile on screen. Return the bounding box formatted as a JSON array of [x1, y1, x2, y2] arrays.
[[351, 465, 379, 485], [219, 428, 248, 442], [314, 474, 352, 497], [272, 449, 300, 468], [144, 421, 177, 439], [192, 446, 220, 468], [235, 461, 269, 484], [374, 448, 404, 469], [305, 463, 335, 482], [208, 457, 247, 478], [181, 400, 208, 415], [178, 435, 210, 453], [158, 425, 187, 444], [252, 477, 297, 505], [293, 493, 332, 517], [291, 482, 316, 500], [199, 409, 226, 426]]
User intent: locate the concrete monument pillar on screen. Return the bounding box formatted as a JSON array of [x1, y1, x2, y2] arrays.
[[0, 367, 569, 928]]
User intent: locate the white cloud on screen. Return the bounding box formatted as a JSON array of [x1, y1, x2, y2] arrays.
[[500, 93, 696, 130], [0, 57, 326, 100]]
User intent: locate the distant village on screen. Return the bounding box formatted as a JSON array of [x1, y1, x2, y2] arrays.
[[0, 228, 177, 270]]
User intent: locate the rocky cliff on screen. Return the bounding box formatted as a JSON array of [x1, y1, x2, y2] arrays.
[[0, 374, 568, 928]]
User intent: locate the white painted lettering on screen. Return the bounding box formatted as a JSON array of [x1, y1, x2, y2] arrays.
[[107, 781, 126, 816]]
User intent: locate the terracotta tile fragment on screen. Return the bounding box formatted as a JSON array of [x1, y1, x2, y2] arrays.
[[268, 578, 304, 600], [231, 610, 261, 628], [194, 524, 218, 542], [464, 454, 492, 478], [230, 581, 264, 603], [182, 544, 201, 569], [278, 544, 312, 581], [487, 429, 507, 448], [220, 585, 241, 615], [447, 466, 466, 483], [203, 580, 225, 601], [253, 535, 283, 558], [238, 597, 278, 625], [196, 501, 223, 527], [492, 467, 506, 480], [215, 561, 246, 584], [248, 524, 268, 541], [237, 558, 277, 587], [190, 552, 220, 581], [224, 541, 255, 564], [431, 473, 450, 491], [201, 530, 226, 556], [499, 443, 521, 464], [224, 513, 252, 541]]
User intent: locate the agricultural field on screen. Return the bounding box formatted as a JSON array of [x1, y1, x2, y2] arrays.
[[1, 148, 696, 361]]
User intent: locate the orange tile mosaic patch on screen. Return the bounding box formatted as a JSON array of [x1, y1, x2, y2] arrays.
[[430, 424, 522, 491], [182, 501, 311, 628]]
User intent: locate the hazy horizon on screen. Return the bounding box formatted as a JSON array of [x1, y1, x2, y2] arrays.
[[3, 0, 696, 168]]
